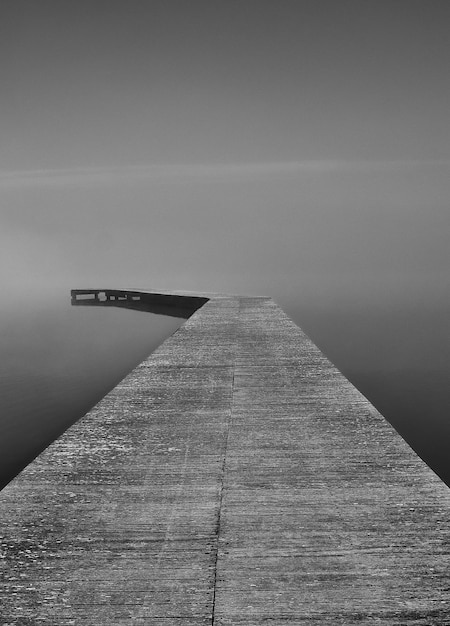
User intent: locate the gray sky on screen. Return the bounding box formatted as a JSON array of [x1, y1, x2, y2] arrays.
[[2, 1, 450, 475], [2, 0, 449, 305]]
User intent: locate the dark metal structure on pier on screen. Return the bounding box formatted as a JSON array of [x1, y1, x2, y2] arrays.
[[1, 291, 450, 624]]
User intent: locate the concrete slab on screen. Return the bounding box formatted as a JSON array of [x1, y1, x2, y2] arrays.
[[1, 295, 450, 624]]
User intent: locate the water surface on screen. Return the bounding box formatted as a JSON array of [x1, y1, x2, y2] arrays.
[[297, 303, 450, 488], [4, 287, 450, 493], [0, 287, 184, 489]]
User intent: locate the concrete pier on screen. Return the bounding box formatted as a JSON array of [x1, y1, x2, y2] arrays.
[[1, 295, 450, 624], [70, 289, 208, 318]]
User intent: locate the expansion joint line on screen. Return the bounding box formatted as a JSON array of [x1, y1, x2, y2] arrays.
[[211, 299, 240, 626]]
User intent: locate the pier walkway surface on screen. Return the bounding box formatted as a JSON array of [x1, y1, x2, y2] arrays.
[[1, 295, 450, 624]]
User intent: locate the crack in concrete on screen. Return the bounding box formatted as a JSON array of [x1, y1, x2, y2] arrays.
[[211, 300, 240, 626]]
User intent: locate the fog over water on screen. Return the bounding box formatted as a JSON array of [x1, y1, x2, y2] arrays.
[[0, 288, 183, 489], [2, 2, 450, 485]]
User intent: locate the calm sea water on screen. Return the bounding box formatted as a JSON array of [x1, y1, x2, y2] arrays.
[[0, 288, 184, 490], [298, 303, 450, 488], [3, 288, 450, 492]]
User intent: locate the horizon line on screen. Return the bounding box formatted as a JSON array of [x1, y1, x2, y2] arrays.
[[1, 158, 449, 188]]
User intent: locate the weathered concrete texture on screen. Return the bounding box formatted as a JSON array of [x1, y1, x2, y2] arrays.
[[1, 295, 450, 625], [213, 298, 450, 625]]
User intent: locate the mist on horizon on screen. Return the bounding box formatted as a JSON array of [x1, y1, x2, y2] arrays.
[[2, 1, 450, 481]]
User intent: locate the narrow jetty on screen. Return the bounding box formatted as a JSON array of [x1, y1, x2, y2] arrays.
[[71, 288, 208, 318], [1, 294, 450, 624]]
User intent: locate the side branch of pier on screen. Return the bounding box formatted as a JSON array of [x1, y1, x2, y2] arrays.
[[70, 288, 208, 318]]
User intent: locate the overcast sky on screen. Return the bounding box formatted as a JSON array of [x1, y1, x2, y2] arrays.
[[2, 0, 450, 478], [1, 0, 450, 361]]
